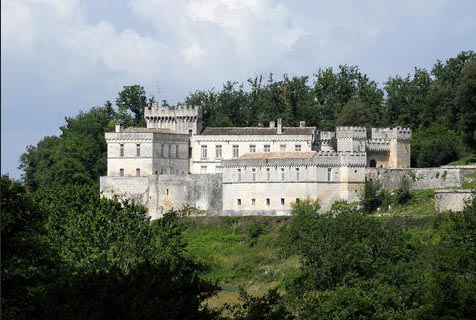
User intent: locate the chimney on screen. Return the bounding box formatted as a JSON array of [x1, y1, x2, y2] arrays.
[[269, 121, 275, 128], [115, 121, 124, 133], [300, 121, 306, 127], [277, 118, 282, 134]]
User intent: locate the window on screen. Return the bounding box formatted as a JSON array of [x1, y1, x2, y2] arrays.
[[166, 188, 169, 195], [201, 145, 208, 159], [175, 145, 179, 158], [280, 144, 286, 152], [168, 145, 172, 158], [281, 168, 285, 181], [233, 145, 239, 158], [295, 144, 301, 151], [327, 168, 332, 181], [120, 144, 124, 157], [238, 169, 242, 182], [237, 199, 242, 206], [266, 198, 270, 206], [252, 168, 256, 182], [264, 144, 270, 152], [249, 144, 256, 153], [281, 198, 285, 205], [155, 170, 158, 175], [296, 168, 300, 181], [266, 168, 270, 181], [215, 145, 222, 158], [136, 144, 141, 157], [160, 168, 164, 174], [200, 165, 207, 173], [252, 199, 256, 206], [136, 168, 140, 176], [161, 144, 164, 157], [295, 198, 300, 204], [216, 166, 222, 173], [119, 168, 124, 176]]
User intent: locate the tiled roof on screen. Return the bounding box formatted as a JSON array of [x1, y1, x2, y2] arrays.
[[123, 127, 174, 133], [200, 127, 315, 136], [239, 151, 316, 160]]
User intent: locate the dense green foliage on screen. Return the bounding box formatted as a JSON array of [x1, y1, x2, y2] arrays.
[[19, 103, 116, 191], [1, 176, 219, 319]]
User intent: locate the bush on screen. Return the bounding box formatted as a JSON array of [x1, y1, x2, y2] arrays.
[[412, 125, 465, 167]]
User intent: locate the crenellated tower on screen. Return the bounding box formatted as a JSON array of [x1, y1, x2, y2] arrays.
[[388, 127, 411, 168], [144, 102, 203, 135], [336, 127, 367, 152]]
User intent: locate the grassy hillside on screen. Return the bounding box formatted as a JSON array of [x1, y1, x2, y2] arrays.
[[181, 191, 441, 309], [181, 216, 298, 308]]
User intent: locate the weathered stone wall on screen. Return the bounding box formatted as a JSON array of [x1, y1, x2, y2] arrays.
[[100, 174, 222, 219], [434, 190, 474, 212], [157, 174, 222, 216], [366, 166, 476, 190]]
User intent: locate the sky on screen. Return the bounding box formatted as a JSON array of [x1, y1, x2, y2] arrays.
[[2, 0, 476, 179]]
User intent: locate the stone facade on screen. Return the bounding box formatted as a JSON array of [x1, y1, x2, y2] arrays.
[[434, 190, 474, 212], [366, 166, 476, 190], [100, 104, 413, 218]]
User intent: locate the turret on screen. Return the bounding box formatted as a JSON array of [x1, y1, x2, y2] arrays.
[[335, 127, 366, 152], [144, 102, 203, 134]]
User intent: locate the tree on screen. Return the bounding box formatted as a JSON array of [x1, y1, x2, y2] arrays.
[[1, 176, 54, 319], [411, 125, 465, 167], [284, 202, 419, 319], [456, 59, 476, 149], [34, 184, 151, 273], [116, 84, 148, 126], [337, 99, 373, 127], [423, 195, 476, 319], [19, 104, 115, 190]]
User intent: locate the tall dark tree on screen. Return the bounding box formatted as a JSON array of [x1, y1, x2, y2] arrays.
[[116, 84, 148, 126], [337, 99, 373, 127], [456, 60, 476, 148], [1, 176, 54, 319]]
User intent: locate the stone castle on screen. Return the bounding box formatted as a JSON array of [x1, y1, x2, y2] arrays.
[[100, 102, 411, 218]]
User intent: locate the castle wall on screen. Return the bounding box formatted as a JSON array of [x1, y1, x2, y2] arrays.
[[367, 151, 390, 168], [100, 174, 222, 219], [366, 166, 476, 190], [191, 134, 315, 174], [157, 174, 222, 216], [434, 190, 474, 212], [221, 152, 366, 214]]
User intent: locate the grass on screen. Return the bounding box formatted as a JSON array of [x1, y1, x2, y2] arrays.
[[181, 216, 299, 308], [180, 190, 443, 310], [380, 189, 437, 216]]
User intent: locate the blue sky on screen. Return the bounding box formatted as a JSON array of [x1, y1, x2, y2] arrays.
[[2, 0, 475, 179]]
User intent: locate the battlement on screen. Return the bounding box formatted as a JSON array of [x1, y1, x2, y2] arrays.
[[145, 102, 203, 133], [366, 139, 390, 152], [371, 127, 411, 141], [319, 131, 335, 140], [335, 126, 367, 139], [145, 102, 202, 119], [316, 151, 367, 167]]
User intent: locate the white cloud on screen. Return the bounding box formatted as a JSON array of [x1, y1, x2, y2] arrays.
[[182, 42, 206, 64]]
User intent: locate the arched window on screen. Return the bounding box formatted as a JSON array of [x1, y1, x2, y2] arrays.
[[369, 159, 377, 168]]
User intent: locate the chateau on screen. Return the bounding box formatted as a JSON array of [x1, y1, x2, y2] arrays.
[[100, 103, 411, 218]]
